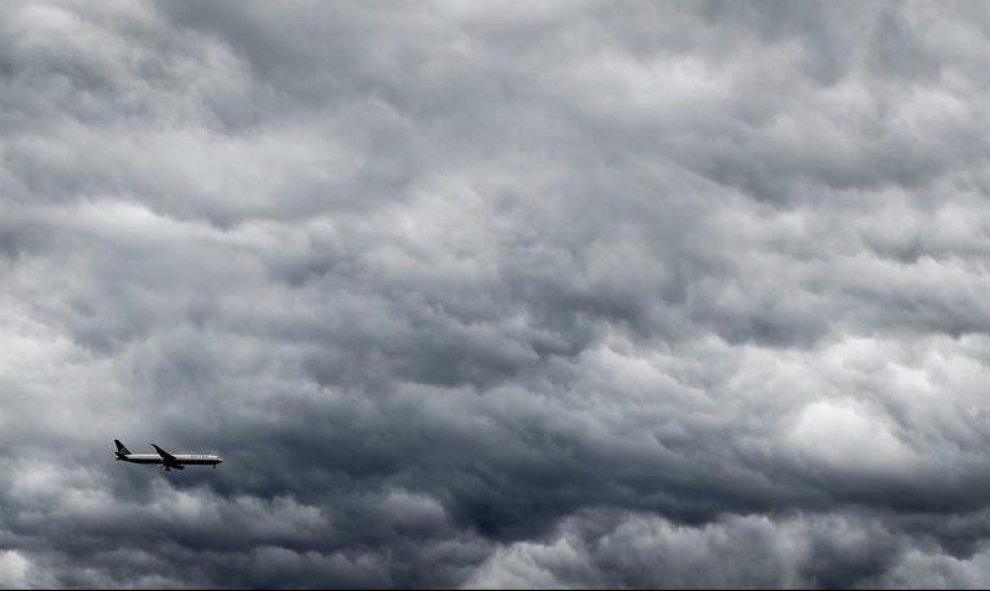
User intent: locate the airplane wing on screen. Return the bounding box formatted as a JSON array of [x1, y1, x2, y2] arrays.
[[151, 443, 183, 469]]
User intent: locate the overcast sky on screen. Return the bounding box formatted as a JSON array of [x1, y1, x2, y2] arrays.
[[0, 0, 988, 588]]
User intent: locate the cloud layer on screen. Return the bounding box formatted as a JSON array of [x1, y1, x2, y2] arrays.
[[1, 0, 988, 587]]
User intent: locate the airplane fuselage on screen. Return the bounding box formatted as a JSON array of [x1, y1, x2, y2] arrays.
[[116, 453, 222, 466]]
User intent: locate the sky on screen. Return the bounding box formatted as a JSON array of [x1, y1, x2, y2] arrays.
[[0, 0, 988, 588]]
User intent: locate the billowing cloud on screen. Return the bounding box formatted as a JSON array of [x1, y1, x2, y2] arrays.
[[1, 0, 988, 588]]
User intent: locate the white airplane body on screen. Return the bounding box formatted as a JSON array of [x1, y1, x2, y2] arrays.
[[114, 440, 222, 471]]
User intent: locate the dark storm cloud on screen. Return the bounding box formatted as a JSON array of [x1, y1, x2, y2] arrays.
[[1, 0, 988, 588]]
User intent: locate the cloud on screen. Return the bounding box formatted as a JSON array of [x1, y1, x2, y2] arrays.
[[467, 509, 990, 589], [0, 0, 988, 587]]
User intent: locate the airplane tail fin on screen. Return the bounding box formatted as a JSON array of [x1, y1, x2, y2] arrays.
[[114, 439, 131, 456]]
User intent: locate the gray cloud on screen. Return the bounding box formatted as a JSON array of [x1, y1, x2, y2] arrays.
[[467, 508, 990, 589], [1, 0, 988, 588]]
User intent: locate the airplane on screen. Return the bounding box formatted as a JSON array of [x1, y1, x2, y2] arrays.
[[114, 440, 223, 471]]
